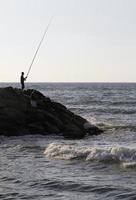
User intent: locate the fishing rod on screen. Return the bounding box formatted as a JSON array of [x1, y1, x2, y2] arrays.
[[26, 17, 53, 78]]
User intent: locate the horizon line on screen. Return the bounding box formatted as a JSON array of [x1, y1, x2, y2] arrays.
[[0, 81, 136, 84]]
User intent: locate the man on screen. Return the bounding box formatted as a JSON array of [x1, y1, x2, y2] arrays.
[[20, 72, 27, 90]]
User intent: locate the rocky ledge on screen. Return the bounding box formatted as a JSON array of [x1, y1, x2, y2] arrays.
[[0, 87, 103, 139]]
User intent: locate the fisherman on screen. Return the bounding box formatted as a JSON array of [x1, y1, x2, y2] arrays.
[[20, 72, 27, 90]]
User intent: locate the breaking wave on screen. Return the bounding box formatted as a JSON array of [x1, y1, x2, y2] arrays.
[[44, 143, 136, 168]]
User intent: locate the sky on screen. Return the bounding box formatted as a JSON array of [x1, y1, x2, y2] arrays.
[[0, 0, 136, 82]]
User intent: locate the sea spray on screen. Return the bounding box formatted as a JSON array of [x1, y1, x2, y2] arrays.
[[44, 143, 90, 160], [44, 143, 136, 167]]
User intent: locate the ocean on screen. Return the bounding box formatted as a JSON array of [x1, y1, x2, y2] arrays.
[[0, 82, 136, 200]]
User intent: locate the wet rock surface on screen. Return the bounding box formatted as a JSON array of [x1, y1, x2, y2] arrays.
[[0, 87, 103, 139]]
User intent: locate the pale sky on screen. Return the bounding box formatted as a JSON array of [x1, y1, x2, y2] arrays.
[[0, 0, 136, 82]]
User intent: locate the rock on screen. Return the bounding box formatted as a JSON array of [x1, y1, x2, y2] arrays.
[[0, 87, 103, 139]]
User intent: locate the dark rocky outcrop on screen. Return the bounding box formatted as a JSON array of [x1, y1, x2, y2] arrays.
[[0, 87, 103, 139]]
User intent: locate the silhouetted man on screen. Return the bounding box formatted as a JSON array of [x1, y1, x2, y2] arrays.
[[20, 72, 27, 90]]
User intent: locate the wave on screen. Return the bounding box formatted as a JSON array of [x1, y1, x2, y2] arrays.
[[79, 99, 136, 107], [90, 108, 136, 115], [88, 119, 136, 132], [27, 178, 135, 197], [44, 143, 136, 168], [111, 101, 136, 106], [97, 122, 136, 131]]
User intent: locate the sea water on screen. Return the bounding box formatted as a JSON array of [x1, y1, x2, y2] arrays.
[[0, 82, 136, 200]]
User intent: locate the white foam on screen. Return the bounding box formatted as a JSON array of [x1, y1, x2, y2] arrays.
[[44, 143, 90, 160], [44, 143, 136, 168], [122, 162, 136, 168]]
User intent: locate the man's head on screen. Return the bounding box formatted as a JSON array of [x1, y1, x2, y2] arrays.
[[21, 72, 24, 76]]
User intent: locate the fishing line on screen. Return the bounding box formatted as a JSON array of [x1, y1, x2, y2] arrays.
[[26, 17, 53, 78]]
